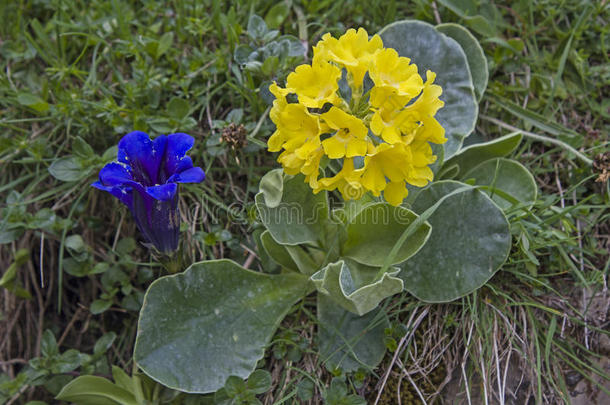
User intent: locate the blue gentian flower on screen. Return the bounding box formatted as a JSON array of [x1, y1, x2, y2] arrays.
[[92, 131, 205, 254]]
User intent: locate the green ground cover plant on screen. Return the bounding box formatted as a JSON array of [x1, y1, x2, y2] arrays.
[[1, 0, 608, 404]]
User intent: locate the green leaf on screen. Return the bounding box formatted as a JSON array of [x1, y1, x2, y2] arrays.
[[262, 229, 322, 275], [441, 132, 522, 178], [17, 92, 49, 113], [246, 370, 271, 395], [379, 20, 478, 159], [157, 32, 174, 58], [436, 23, 488, 101], [234, 44, 254, 64], [0, 248, 29, 287], [224, 376, 247, 397], [256, 173, 329, 246], [400, 181, 511, 302], [94, 332, 116, 355], [461, 158, 537, 210], [0, 228, 23, 244], [247, 15, 268, 40], [56, 349, 82, 373], [342, 203, 431, 267], [41, 329, 58, 357], [73, 136, 95, 159], [311, 260, 403, 316], [258, 169, 283, 208], [317, 294, 387, 372], [134, 260, 311, 393], [111, 366, 133, 392], [265, 3, 291, 29], [90, 299, 112, 314], [284, 245, 322, 276], [260, 230, 299, 271], [167, 97, 190, 120], [436, 0, 499, 37], [56, 376, 138, 405], [49, 156, 89, 182]]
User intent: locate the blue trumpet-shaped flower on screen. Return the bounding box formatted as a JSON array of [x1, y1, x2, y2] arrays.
[[92, 131, 205, 254]]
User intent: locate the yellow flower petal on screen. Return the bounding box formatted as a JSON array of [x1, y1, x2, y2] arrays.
[[322, 136, 346, 159], [384, 181, 409, 206], [314, 28, 383, 88], [369, 48, 423, 98], [286, 62, 342, 108], [321, 107, 368, 139]]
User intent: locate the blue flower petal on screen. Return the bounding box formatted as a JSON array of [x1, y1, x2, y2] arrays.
[[168, 167, 205, 184], [175, 156, 194, 173], [145, 183, 178, 201], [91, 181, 133, 207], [164, 133, 195, 176], [98, 162, 133, 187], [118, 131, 167, 185]]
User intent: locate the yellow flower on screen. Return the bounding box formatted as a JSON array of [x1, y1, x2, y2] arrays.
[[369, 48, 423, 98], [320, 107, 369, 159], [267, 28, 446, 206], [286, 62, 342, 108], [315, 158, 365, 201], [314, 28, 383, 88], [361, 143, 411, 196], [268, 103, 323, 154]]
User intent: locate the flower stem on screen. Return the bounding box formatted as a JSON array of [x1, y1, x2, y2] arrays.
[[156, 249, 184, 274]]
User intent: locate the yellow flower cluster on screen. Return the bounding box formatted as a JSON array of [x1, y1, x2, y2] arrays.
[[268, 28, 446, 206]]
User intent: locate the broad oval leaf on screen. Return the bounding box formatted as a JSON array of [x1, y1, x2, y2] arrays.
[[441, 132, 523, 178], [401, 181, 511, 302], [436, 23, 488, 101], [256, 173, 330, 246], [317, 294, 388, 372], [311, 260, 403, 316], [134, 260, 311, 393], [462, 158, 537, 210], [379, 20, 478, 159], [342, 203, 431, 267]]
